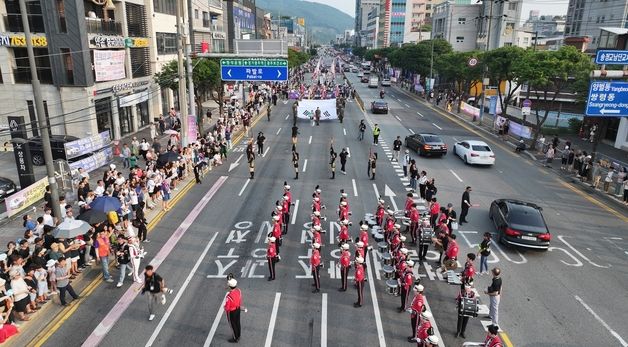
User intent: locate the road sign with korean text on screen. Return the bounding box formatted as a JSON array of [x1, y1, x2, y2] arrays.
[[586, 81, 628, 116], [220, 58, 288, 81]]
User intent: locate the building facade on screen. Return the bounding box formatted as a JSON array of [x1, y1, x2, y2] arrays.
[[190, 0, 226, 54], [565, 0, 628, 50], [432, 1, 481, 51], [364, 6, 380, 48], [389, 0, 408, 45], [355, 0, 379, 46], [477, 0, 523, 50]]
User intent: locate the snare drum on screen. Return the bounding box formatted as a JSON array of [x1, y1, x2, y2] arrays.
[[460, 297, 479, 317], [377, 242, 388, 253], [382, 265, 395, 279], [420, 227, 434, 243], [381, 252, 392, 265], [386, 279, 399, 295], [373, 232, 384, 243]]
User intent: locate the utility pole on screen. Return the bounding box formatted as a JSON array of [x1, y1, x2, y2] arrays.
[[176, 0, 189, 146], [185, 0, 196, 143], [18, 0, 62, 220], [478, 0, 495, 126]]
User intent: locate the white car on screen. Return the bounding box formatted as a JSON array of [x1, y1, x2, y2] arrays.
[[381, 78, 391, 86], [453, 140, 495, 165]]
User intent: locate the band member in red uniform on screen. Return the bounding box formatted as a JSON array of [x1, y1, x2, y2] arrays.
[[399, 260, 415, 311], [311, 242, 322, 293], [283, 183, 292, 211], [354, 256, 365, 307], [354, 241, 366, 270], [312, 225, 323, 246], [339, 201, 350, 221], [312, 196, 321, 212], [409, 204, 420, 245], [395, 252, 408, 280], [385, 210, 395, 241], [404, 192, 414, 214], [274, 205, 283, 231], [429, 198, 440, 227], [399, 235, 407, 252], [423, 335, 439, 347], [312, 210, 323, 227], [483, 325, 503, 347], [375, 199, 386, 226], [358, 224, 370, 264], [455, 283, 476, 338], [271, 216, 282, 255], [339, 243, 351, 291], [441, 234, 459, 273], [339, 191, 350, 210], [224, 276, 245, 343], [407, 284, 425, 342], [314, 186, 324, 208], [282, 196, 290, 235], [266, 237, 278, 281], [460, 253, 476, 289], [415, 310, 434, 345], [338, 220, 351, 245], [395, 247, 408, 270]]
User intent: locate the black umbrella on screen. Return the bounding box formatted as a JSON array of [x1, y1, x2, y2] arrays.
[[77, 209, 107, 225], [157, 151, 183, 168]]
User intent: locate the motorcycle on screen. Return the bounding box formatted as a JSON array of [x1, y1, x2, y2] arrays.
[[380, 90, 385, 99]]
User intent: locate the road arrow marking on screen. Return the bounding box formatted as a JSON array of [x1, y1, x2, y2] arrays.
[[384, 184, 398, 211], [229, 154, 243, 172]]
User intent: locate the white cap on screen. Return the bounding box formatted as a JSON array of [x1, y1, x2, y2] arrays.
[[356, 241, 364, 248], [341, 243, 349, 250], [0, 253, 7, 262], [400, 248, 408, 254], [283, 195, 290, 200], [340, 201, 347, 206], [394, 223, 401, 229], [313, 210, 321, 216], [313, 242, 321, 249], [276, 205, 283, 211], [414, 284, 424, 292], [314, 197, 320, 202], [387, 209, 394, 215], [316, 189, 321, 193], [284, 185, 291, 190], [272, 215, 280, 221], [360, 224, 368, 230], [110, 164, 116, 170], [406, 260, 415, 267], [355, 256, 364, 264], [405, 149, 409, 153], [341, 193, 348, 198], [342, 219, 350, 225], [400, 235, 407, 242], [313, 225, 322, 231], [378, 199, 385, 204], [421, 311, 432, 319], [227, 278, 238, 288], [427, 335, 439, 344], [268, 236, 276, 242]]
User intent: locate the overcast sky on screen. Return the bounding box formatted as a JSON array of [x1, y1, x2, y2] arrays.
[[306, 0, 569, 19]]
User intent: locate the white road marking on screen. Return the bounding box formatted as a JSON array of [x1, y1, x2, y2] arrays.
[[347, 147, 351, 158], [238, 179, 251, 196], [343, 128, 347, 136], [449, 169, 463, 182], [453, 137, 460, 142], [367, 251, 387, 347], [432, 123, 442, 130], [373, 183, 381, 199], [575, 295, 628, 347], [423, 299, 446, 347], [405, 103, 410, 108], [408, 129, 415, 134], [558, 235, 611, 268], [309, 135, 312, 144], [291, 199, 300, 224], [302, 159, 308, 172], [285, 114, 289, 120], [204, 297, 227, 347], [395, 115, 401, 121], [276, 127, 282, 135], [417, 112, 424, 118], [352, 179, 359, 197], [263, 146, 270, 157], [264, 293, 282, 347], [321, 293, 328, 347], [149, 233, 219, 347]]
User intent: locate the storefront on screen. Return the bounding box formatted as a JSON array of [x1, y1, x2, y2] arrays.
[[95, 97, 113, 138]]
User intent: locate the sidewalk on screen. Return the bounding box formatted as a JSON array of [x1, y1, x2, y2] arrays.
[[393, 86, 628, 208]]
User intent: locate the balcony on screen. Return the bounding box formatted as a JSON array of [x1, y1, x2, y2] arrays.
[[85, 18, 123, 36]]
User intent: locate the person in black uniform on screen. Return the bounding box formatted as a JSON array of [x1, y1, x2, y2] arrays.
[[455, 283, 476, 339], [330, 143, 337, 179], [339, 148, 348, 175], [459, 186, 472, 225], [292, 150, 300, 179]]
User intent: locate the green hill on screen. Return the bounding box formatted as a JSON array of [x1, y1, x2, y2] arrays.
[[256, 0, 354, 44]]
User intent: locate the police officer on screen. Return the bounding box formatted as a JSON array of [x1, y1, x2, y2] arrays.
[[455, 283, 476, 338], [399, 260, 415, 312], [408, 284, 425, 342], [339, 243, 351, 291], [311, 242, 322, 293], [224, 276, 245, 343], [267, 237, 278, 281], [354, 256, 365, 307]]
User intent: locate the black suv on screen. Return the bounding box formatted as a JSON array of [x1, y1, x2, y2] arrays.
[[28, 135, 80, 166]]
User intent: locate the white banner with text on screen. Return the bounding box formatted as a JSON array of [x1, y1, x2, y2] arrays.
[[297, 99, 338, 120]]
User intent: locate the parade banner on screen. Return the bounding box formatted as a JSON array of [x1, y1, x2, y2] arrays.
[[508, 121, 533, 139], [461, 102, 480, 119], [297, 99, 338, 120], [64, 131, 111, 159], [69, 147, 114, 173], [4, 177, 47, 218]]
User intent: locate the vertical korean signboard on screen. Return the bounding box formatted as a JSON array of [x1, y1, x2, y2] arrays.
[[8, 116, 36, 188]]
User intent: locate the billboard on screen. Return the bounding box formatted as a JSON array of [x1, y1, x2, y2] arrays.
[[233, 5, 255, 31], [94, 50, 126, 82]]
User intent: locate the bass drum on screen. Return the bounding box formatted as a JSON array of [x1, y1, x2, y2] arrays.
[[386, 279, 399, 295]]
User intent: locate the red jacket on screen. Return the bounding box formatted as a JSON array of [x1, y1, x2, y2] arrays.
[[484, 334, 503, 347], [284, 191, 292, 205], [339, 225, 350, 242], [272, 223, 282, 239], [376, 206, 385, 220], [417, 320, 432, 340], [224, 288, 241, 312], [430, 202, 440, 216], [339, 207, 349, 220], [313, 231, 322, 245], [312, 201, 321, 212], [282, 200, 290, 214], [446, 239, 459, 259], [359, 230, 369, 245], [385, 218, 395, 232], [354, 263, 365, 282], [355, 247, 365, 260], [405, 197, 414, 212], [311, 249, 321, 267], [410, 292, 424, 313], [340, 250, 351, 267], [312, 216, 321, 227], [462, 260, 475, 281], [267, 243, 277, 258], [402, 270, 414, 289], [410, 208, 420, 223], [396, 259, 407, 276]]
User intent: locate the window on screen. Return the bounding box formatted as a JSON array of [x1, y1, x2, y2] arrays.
[[458, 17, 466, 24], [156, 32, 177, 55], [126, 3, 148, 37], [57, 0, 67, 33], [194, 9, 199, 19], [508, 2, 517, 10], [12, 48, 53, 84], [456, 36, 464, 42], [61, 48, 74, 85], [203, 11, 210, 27], [154, 0, 177, 15], [4, 0, 45, 33], [130, 47, 151, 78]]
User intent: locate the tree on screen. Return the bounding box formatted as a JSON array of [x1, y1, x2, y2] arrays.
[[352, 46, 367, 58], [154, 58, 222, 122], [517, 46, 593, 148], [387, 39, 452, 77], [484, 46, 527, 116], [288, 48, 310, 68], [436, 51, 484, 110]]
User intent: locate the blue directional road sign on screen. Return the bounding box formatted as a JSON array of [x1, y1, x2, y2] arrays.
[[586, 81, 628, 116], [220, 58, 288, 82], [595, 50, 628, 65]]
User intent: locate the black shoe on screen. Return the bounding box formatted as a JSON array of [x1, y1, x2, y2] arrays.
[[312, 289, 320, 293], [407, 336, 416, 342], [460, 333, 466, 339], [455, 333, 460, 338], [268, 277, 274, 281], [228, 338, 238, 343], [354, 302, 362, 307], [397, 307, 404, 312]]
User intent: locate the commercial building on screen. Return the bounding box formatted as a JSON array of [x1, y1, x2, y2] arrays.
[[431, 1, 481, 51], [476, 0, 523, 50], [363, 6, 380, 48], [271, 16, 307, 48], [224, 0, 257, 52], [403, 0, 431, 43], [389, 0, 408, 46], [190, 0, 226, 54], [565, 0, 628, 50], [523, 14, 566, 38], [355, 0, 379, 46]]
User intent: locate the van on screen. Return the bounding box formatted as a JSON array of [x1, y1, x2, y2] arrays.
[[368, 77, 379, 88]]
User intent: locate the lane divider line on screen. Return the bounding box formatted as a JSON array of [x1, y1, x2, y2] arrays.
[[321, 293, 328, 347], [291, 200, 300, 225], [276, 127, 282, 135], [302, 159, 308, 173], [264, 293, 282, 347], [352, 179, 359, 197], [432, 123, 442, 130], [367, 250, 386, 347], [449, 169, 463, 182], [203, 297, 227, 347], [574, 295, 627, 347], [263, 146, 271, 158], [238, 179, 251, 197]]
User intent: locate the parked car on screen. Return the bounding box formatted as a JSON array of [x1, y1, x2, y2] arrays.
[[0, 177, 17, 202], [404, 133, 447, 157], [381, 78, 391, 86], [360, 76, 369, 83], [371, 101, 389, 114], [28, 135, 80, 166], [351, 67, 359, 72], [453, 140, 496, 165], [489, 199, 551, 250], [358, 72, 364, 78], [343, 66, 350, 72]]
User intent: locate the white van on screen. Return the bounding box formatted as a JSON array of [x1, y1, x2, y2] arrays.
[[368, 76, 379, 88]]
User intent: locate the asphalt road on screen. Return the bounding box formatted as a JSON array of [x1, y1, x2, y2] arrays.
[[29, 66, 628, 347]]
